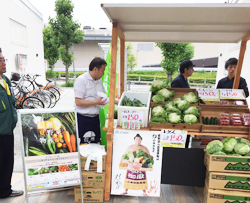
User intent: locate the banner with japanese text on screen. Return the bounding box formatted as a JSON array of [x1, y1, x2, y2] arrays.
[[111, 129, 163, 197], [18, 108, 81, 191]]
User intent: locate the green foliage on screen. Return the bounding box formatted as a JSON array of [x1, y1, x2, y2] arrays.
[[61, 80, 75, 87], [155, 42, 194, 81], [43, 26, 59, 70], [49, 0, 85, 82], [46, 70, 57, 78], [126, 43, 137, 72]]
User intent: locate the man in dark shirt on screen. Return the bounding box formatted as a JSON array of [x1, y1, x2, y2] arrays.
[[171, 60, 195, 88], [217, 58, 249, 98]]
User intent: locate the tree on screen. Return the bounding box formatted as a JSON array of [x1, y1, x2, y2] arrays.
[[126, 43, 137, 72], [155, 43, 194, 82], [43, 26, 59, 70], [49, 0, 85, 82]]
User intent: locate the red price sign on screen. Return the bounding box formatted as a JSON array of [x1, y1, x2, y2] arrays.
[[161, 129, 187, 148], [220, 89, 245, 100], [128, 114, 139, 121], [198, 89, 219, 101]]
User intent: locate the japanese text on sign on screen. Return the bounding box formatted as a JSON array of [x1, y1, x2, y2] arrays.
[[198, 88, 219, 101], [160, 129, 187, 148], [220, 89, 245, 100], [121, 110, 144, 126]]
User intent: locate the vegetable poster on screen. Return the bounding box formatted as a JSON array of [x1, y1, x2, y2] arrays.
[[111, 129, 163, 197], [19, 109, 81, 191]]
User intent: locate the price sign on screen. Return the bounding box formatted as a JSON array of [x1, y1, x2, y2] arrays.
[[220, 89, 245, 100], [197, 88, 219, 101], [120, 110, 144, 127], [160, 129, 187, 148]]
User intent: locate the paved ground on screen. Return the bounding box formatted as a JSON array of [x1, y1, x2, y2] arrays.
[[13, 84, 150, 172]]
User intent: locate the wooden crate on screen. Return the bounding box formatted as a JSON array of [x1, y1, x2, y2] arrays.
[[150, 88, 198, 108], [199, 99, 248, 109], [201, 106, 250, 135]]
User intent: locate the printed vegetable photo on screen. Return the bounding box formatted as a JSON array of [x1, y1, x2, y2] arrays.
[[21, 112, 77, 156]]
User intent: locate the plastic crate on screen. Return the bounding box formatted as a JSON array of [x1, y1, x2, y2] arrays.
[[118, 91, 151, 127]]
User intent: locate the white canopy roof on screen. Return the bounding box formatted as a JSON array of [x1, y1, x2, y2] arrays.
[[101, 3, 250, 43]]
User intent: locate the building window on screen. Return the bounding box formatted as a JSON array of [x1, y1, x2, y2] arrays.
[[10, 19, 27, 46], [137, 43, 153, 52]]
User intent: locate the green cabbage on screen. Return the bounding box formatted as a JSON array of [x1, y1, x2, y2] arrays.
[[174, 99, 190, 111], [165, 106, 182, 114], [152, 106, 165, 118], [121, 154, 129, 160], [164, 101, 175, 109], [213, 151, 227, 156], [234, 143, 250, 155], [166, 113, 182, 124], [206, 140, 223, 151], [239, 138, 250, 147], [150, 80, 164, 94], [183, 115, 198, 124], [152, 95, 165, 104], [227, 153, 242, 156], [149, 117, 166, 124], [181, 92, 199, 104], [183, 106, 200, 117], [157, 89, 175, 101], [205, 144, 223, 154], [222, 137, 237, 153]]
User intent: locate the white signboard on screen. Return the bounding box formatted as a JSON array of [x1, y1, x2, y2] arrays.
[[111, 129, 163, 197], [197, 88, 219, 101], [161, 129, 187, 148], [220, 89, 245, 100]]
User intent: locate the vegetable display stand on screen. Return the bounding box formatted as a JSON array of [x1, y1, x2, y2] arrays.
[[150, 88, 198, 108], [150, 121, 202, 132], [117, 91, 151, 127], [200, 106, 250, 135]]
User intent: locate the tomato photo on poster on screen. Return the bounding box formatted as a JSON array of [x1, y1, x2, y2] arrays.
[[111, 130, 163, 197]]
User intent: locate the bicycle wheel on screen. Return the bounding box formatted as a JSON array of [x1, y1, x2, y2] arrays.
[[33, 90, 51, 108], [21, 97, 44, 109], [22, 80, 35, 92], [44, 90, 57, 108], [48, 87, 60, 102]]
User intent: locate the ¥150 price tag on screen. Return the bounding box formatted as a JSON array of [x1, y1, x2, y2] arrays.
[[160, 129, 187, 148], [120, 110, 144, 126], [220, 89, 245, 100], [197, 88, 219, 101]]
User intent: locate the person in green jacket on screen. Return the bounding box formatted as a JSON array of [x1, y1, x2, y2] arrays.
[[0, 50, 23, 198]]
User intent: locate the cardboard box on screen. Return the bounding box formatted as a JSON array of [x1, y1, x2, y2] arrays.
[[204, 152, 250, 174], [74, 187, 103, 203], [204, 188, 250, 203], [81, 156, 106, 171], [81, 172, 105, 188], [206, 171, 250, 192]]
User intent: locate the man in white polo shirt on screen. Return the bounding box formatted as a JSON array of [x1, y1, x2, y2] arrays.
[[74, 57, 108, 144]]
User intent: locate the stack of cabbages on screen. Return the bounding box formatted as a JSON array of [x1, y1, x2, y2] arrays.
[[150, 80, 200, 124], [205, 137, 250, 156]]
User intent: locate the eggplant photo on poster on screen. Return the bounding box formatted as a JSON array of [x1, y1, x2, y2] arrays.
[[111, 130, 163, 197], [21, 112, 77, 156]]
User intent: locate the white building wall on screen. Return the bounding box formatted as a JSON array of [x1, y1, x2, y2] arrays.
[[0, 0, 45, 84]]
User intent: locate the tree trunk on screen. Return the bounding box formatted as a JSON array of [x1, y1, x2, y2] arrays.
[[66, 48, 69, 82], [168, 71, 173, 83]]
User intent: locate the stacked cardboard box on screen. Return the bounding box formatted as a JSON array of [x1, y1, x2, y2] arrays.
[[204, 152, 250, 203], [74, 156, 106, 203]]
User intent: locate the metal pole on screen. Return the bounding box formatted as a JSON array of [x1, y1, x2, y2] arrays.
[[72, 44, 76, 79]]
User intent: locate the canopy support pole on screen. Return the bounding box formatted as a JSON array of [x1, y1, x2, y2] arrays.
[[120, 38, 125, 95], [233, 32, 250, 89]]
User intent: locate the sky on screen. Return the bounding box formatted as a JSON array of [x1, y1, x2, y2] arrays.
[[28, 0, 230, 30]]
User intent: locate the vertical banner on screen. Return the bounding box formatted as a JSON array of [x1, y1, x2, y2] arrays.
[[18, 108, 81, 192], [111, 129, 163, 197]]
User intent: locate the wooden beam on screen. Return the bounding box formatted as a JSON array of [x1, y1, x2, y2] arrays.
[[242, 31, 250, 41], [104, 22, 118, 202], [117, 23, 125, 40], [120, 38, 125, 96], [233, 40, 246, 89]]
